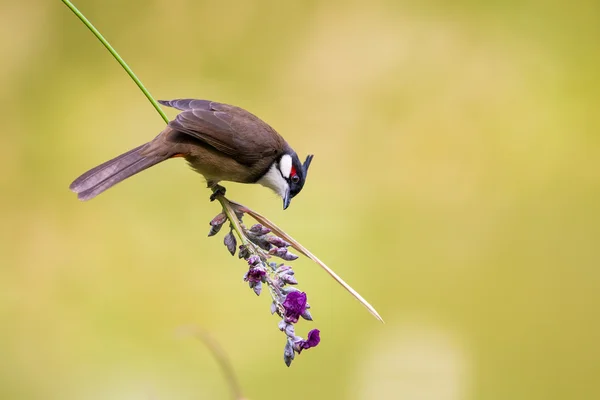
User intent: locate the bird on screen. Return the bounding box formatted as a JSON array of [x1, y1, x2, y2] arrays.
[[69, 99, 314, 209]]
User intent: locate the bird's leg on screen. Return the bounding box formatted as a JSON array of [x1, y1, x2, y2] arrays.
[[208, 181, 227, 201]]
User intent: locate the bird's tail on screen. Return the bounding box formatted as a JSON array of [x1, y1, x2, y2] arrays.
[[69, 144, 169, 201]]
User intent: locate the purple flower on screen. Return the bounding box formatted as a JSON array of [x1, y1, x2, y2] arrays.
[[244, 266, 266, 284], [296, 329, 321, 353], [282, 291, 307, 323]]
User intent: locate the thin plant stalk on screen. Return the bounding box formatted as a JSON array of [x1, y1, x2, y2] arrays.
[[60, 0, 169, 124], [178, 326, 246, 400]]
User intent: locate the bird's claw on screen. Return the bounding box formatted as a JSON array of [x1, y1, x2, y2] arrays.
[[210, 184, 227, 201]]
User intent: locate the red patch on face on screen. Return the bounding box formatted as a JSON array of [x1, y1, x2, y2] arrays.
[[290, 165, 297, 177]]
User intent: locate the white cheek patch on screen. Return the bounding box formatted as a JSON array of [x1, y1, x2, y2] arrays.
[[258, 164, 289, 199], [279, 154, 293, 179]]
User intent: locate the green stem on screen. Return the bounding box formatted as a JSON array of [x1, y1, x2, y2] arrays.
[[215, 195, 249, 247], [60, 0, 169, 124]]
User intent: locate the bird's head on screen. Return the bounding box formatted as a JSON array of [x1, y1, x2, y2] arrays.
[[258, 152, 314, 209]]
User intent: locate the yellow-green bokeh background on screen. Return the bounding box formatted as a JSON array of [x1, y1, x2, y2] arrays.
[[1, 1, 599, 399]]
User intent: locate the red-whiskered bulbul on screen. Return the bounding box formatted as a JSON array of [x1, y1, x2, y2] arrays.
[[70, 99, 314, 209]]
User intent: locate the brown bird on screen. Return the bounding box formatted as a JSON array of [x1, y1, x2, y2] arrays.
[[70, 99, 314, 208]]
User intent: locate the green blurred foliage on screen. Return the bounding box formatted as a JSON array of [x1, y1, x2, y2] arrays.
[[1, 0, 599, 399]]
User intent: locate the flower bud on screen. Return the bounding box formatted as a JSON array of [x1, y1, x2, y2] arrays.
[[280, 286, 301, 295], [208, 213, 227, 237], [283, 339, 295, 367], [281, 251, 299, 261], [268, 247, 287, 257], [278, 319, 287, 331], [247, 255, 260, 266], [208, 225, 223, 237], [238, 245, 250, 259], [210, 212, 227, 226], [223, 232, 236, 256], [281, 274, 298, 285], [284, 323, 295, 338], [301, 309, 313, 321], [266, 236, 289, 248], [253, 281, 262, 296], [249, 224, 271, 235], [252, 238, 271, 251], [276, 265, 293, 274]]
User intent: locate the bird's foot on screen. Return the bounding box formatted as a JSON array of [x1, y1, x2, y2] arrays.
[[210, 184, 227, 201]]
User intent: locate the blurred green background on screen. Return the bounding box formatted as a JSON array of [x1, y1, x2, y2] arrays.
[[1, 0, 599, 399]]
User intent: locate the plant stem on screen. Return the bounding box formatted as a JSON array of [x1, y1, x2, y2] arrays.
[[60, 0, 169, 124], [190, 329, 246, 400], [215, 195, 249, 247]]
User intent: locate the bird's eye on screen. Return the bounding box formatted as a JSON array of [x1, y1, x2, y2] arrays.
[[291, 175, 300, 184]]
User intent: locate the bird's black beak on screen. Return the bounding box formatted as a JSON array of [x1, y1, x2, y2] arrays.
[[283, 188, 291, 210]]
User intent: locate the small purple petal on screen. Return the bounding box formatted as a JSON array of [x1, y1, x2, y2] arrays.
[[297, 329, 321, 352], [270, 302, 277, 315]]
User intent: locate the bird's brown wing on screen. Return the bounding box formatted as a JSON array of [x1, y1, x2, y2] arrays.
[[158, 99, 285, 166]]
